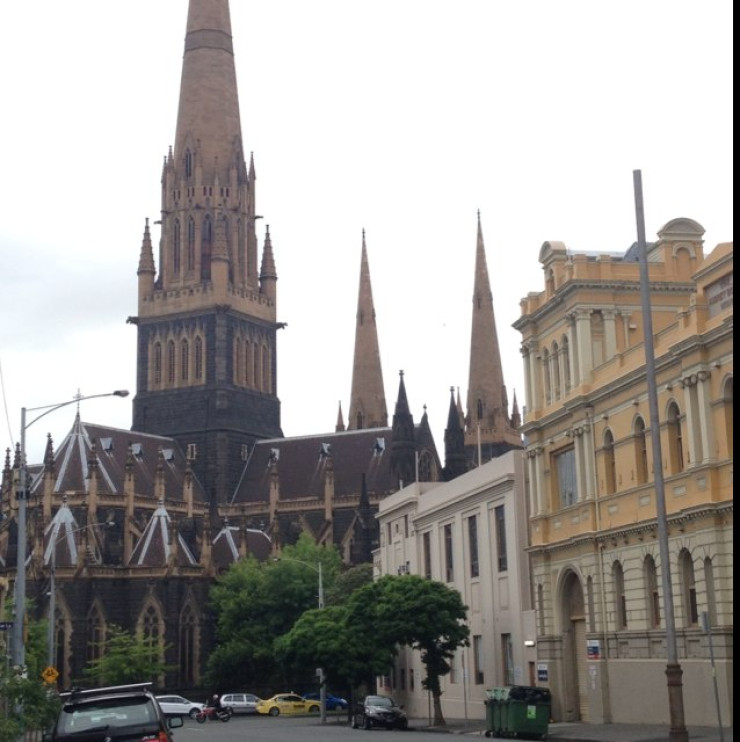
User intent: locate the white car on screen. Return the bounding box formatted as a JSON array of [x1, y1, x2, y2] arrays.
[[220, 692, 261, 714], [155, 694, 205, 719]]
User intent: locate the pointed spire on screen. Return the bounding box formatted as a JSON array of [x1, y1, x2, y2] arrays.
[[444, 386, 468, 481], [175, 0, 243, 182], [137, 219, 156, 276], [465, 212, 521, 463], [348, 230, 387, 430], [335, 401, 345, 432], [391, 370, 416, 488]]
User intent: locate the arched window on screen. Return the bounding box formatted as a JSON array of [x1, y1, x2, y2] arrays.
[[562, 335, 572, 392], [551, 341, 561, 400], [173, 219, 181, 275], [262, 344, 269, 393], [644, 555, 660, 628], [679, 548, 698, 626], [167, 340, 176, 384], [546, 268, 555, 295], [356, 411, 365, 429], [184, 149, 193, 178], [604, 429, 616, 494], [612, 560, 628, 629], [704, 557, 717, 627], [187, 217, 196, 271], [667, 402, 684, 473], [153, 342, 162, 386], [591, 310, 604, 367], [418, 450, 434, 482], [476, 398, 484, 421], [194, 337, 203, 380], [235, 337, 243, 385], [179, 602, 198, 686], [723, 378, 733, 455], [542, 348, 552, 404], [634, 416, 648, 484], [180, 339, 189, 382], [201, 214, 212, 280]]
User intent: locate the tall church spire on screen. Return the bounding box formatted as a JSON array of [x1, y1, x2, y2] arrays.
[[132, 0, 282, 505], [465, 212, 521, 463], [347, 230, 387, 430]]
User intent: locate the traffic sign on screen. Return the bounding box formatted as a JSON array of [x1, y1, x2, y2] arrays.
[[0, 621, 13, 630], [42, 666, 59, 684]]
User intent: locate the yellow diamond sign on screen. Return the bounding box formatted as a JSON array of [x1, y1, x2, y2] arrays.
[[42, 666, 59, 684]]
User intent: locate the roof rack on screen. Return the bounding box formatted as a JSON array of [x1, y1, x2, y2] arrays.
[[61, 682, 153, 700]]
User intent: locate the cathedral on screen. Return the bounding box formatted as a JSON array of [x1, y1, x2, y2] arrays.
[[0, 0, 520, 690]]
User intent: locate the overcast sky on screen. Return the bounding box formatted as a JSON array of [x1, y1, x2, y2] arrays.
[[0, 0, 733, 464]]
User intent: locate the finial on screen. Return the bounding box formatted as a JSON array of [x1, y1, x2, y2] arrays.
[[399, 369, 404, 378]]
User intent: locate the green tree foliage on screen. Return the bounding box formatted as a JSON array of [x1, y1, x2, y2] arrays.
[[348, 575, 469, 726], [207, 534, 344, 691], [324, 562, 373, 606], [277, 573, 469, 727], [0, 618, 62, 741], [82, 624, 172, 686]]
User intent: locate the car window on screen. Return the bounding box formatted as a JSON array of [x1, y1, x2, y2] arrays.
[[59, 698, 156, 733]]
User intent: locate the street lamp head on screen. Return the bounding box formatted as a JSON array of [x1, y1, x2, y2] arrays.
[[113, 390, 129, 398]]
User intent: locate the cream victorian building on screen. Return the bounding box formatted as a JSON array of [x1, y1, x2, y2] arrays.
[[514, 218, 733, 726]]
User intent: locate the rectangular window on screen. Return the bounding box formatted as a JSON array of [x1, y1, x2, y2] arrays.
[[444, 524, 454, 582], [468, 515, 479, 578], [495, 505, 508, 572], [473, 635, 484, 685], [554, 447, 577, 507], [404, 514, 409, 537], [422, 532, 432, 578], [501, 633, 514, 685]]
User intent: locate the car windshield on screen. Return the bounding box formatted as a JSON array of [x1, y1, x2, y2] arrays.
[[367, 696, 396, 708], [58, 698, 156, 733]]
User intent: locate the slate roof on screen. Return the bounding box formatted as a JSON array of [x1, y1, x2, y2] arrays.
[[232, 427, 402, 504], [29, 413, 208, 505]]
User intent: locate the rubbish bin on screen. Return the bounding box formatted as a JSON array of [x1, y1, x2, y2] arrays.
[[500, 685, 551, 739], [484, 688, 510, 738]]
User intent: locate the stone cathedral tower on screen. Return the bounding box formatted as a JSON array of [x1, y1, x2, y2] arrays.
[[131, 0, 282, 505]]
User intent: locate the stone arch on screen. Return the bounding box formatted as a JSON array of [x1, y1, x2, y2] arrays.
[[557, 568, 588, 721], [179, 595, 202, 686], [137, 595, 166, 686]]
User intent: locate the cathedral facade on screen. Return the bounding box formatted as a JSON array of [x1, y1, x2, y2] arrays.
[[0, 0, 520, 691]]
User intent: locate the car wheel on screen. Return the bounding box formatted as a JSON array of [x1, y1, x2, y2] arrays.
[[189, 708, 200, 720], [308, 704, 320, 714], [268, 707, 280, 716], [352, 714, 361, 729], [363, 716, 372, 730]]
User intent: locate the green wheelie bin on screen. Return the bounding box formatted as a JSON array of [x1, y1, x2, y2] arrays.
[[484, 687, 510, 737], [499, 685, 551, 739]]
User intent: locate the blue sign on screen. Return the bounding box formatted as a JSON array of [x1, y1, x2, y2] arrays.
[[0, 621, 14, 630]]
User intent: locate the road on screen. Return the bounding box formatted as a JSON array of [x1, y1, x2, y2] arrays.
[[175, 713, 448, 742]]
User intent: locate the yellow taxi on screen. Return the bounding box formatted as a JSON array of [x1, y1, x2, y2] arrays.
[[255, 693, 319, 716]]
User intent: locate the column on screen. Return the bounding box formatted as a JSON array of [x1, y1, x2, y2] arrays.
[[575, 309, 593, 382], [603, 309, 618, 360]]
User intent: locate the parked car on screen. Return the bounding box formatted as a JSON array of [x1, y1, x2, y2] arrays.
[[219, 692, 261, 714], [303, 692, 349, 711], [352, 695, 408, 730], [256, 693, 319, 716], [44, 682, 183, 742], [156, 694, 205, 719]]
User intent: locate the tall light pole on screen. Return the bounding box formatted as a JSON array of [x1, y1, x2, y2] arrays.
[[275, 556, 326, 724], [46, 520, 115, 669], [633, 170, 688, 742], [12, 389, 129, 671]]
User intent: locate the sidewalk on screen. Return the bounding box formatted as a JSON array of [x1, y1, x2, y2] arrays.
[[411, 717, 733, 742]]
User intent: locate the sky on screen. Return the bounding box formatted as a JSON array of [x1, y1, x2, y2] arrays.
[[0, 0, 733, 465]]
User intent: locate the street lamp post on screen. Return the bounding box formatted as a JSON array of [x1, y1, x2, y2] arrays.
[[275, 556, 326, 724], [12, 389, 129, 672], [633, 171, 687, 742]]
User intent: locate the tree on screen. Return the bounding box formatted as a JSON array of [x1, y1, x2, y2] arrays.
[[0, 616, 61, 742], [207, 534, 344, 691], [82, 624, 172, 686], [349, 575, 469, 726]]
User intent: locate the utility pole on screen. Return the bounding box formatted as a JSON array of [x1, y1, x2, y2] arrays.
[[633, 170, 688, 742]]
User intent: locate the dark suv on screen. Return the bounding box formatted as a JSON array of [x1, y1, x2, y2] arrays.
[[352, 695, 408, 730], [43, 682, 184, 742]]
